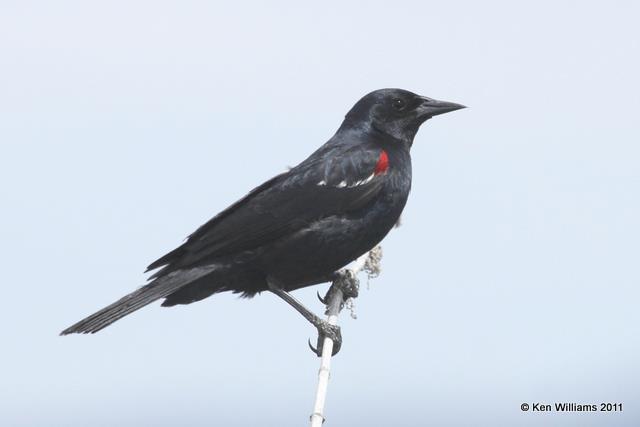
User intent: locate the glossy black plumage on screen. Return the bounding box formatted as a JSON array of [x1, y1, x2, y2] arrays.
[[61, 88, 464, 335]]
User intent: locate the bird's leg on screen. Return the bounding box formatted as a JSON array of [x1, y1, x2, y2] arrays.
[[268, 281, 342, 357]]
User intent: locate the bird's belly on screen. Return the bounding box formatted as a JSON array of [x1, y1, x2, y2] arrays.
[[260, 201, 404, 290]]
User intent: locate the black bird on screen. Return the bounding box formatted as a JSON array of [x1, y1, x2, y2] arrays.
[[61, 88, 465, 352]]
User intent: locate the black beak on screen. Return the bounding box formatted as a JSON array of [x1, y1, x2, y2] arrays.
[[418, 96, 466, 118]]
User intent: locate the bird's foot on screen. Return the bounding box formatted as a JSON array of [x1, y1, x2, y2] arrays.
[[308, 319, 342, 357], [267, 283, 343, 357], [333, 270, 359, 299], [319, 270, 360, 314], [308, 270, 360, 356]]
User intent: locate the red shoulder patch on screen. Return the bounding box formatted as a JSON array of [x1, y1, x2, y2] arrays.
[[374, 150, 389, 175]]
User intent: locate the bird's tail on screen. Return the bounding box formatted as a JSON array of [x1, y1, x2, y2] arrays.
[[60, 265, 217, 335]]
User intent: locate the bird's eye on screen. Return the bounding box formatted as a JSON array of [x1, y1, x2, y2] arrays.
[[392, 98, 406, 111]]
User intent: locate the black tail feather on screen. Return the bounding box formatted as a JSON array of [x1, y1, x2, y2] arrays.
[[60, 265, 217, 335]]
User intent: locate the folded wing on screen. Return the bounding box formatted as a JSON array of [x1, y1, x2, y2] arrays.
[[147, 144, 387, 277]]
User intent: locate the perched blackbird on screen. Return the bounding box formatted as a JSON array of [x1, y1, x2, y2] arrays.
[[61, 88, 465, 352]]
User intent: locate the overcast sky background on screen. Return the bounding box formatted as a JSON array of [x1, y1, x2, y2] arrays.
[[1, 1, 639, 426]]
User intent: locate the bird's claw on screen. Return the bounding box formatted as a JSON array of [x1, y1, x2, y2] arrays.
[[316, 291, 326, 305], [308, 320, 342, 357], [308, 338, 317, 354]]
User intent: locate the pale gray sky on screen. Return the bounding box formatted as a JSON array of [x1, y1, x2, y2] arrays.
[[1, 1, 639, 426]]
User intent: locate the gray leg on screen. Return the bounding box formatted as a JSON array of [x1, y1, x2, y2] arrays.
[[268, 281, 342, 356]]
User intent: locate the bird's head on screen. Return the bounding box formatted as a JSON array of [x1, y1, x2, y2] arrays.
[[341, 88, 465, 145]]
